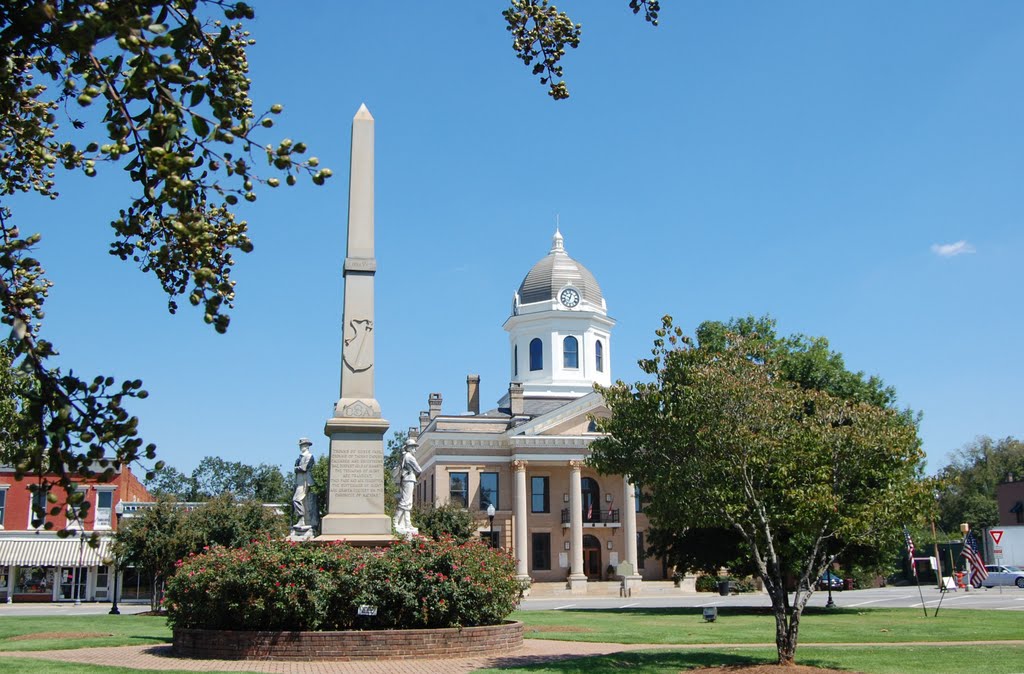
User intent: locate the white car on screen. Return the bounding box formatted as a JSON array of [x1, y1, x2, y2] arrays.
[[982, 565, 1024, 589]]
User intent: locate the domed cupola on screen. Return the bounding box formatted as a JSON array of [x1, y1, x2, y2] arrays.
[[514, 229, 607, 315], [503, 229, 615, 400]]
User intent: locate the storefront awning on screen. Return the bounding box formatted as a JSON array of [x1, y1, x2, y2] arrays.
[[0, 538, 112, 567]]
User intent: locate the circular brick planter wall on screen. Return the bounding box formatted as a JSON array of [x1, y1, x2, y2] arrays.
[[172, 621, 523, 661]]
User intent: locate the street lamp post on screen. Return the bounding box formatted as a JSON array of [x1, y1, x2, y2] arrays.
[[960, 522, 970, 591], [486, 504, 496, 548], [825, 573, 835, 609], [74, 529, 85, 607], [109, 501, 124, 615]]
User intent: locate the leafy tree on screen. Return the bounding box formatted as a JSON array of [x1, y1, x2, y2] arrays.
[[0, 0, 657, 526], [113, 492, 286, 610], [146, 456, 290, 502], [190, 456, 289, 502], [936, 436, 1024, 531], [383, 430, 408, 517], [144, 464, 195, 500], [590, 316, 925, 665], [111, 496, 184, 611], [413, 503, 478, 544], [0, 0, 326, 526]]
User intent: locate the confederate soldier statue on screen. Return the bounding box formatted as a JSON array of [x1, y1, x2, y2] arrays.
[[392, 437, 422, 538], [292, 438, 318, 534]]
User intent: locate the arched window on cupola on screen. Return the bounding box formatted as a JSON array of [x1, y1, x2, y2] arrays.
[[595, 340, 604, 372], [514, 344, 518, 377], [529, 338, 543, 371], [563, 336, 579, 369]]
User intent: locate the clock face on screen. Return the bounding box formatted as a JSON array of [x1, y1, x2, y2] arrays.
[[559, 287, 580, 308]]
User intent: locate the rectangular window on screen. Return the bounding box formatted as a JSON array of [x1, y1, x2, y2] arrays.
[[635, 484, 643, 513], [531, 532, 551, 571], [29, 487, 47, 529], [95, 490, 114, 529], [95, 565, 109, 589], [430, 474, 435, 503], [531, 476, 549, 513], [637, 531, 646, 570], [0, 489, 6, 528], [481, 530, 500, 548], [480, 472, 499, 510], [449, 472, 469, 508]]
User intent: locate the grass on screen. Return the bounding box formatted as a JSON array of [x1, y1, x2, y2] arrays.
[[514, 606, 1024, 645], [0, 614, 171, 652], [474, 644, 1024, 673]]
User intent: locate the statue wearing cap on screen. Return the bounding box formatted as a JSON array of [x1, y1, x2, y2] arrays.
[[392, 437, 422, 538], [292, 438, 318, 531]]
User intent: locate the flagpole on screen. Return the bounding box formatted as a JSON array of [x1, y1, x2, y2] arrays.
[[914, 565, 927, 618], [904, 526, 927, 618]]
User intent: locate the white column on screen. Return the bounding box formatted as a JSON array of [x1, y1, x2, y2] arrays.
[[568, 460, 587, 592], [513, 460, 529, 582], [622, 476, 642, 593]]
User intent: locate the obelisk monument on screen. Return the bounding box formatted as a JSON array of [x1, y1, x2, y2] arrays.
[[318, 104, 394, 543]]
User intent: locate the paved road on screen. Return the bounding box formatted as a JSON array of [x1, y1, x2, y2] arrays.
[[0, 601, 152, 617], [520, 585, 1024, 612]]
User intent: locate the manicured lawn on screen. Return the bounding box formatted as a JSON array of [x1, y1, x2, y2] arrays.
[[474, 644, 1024, 673], [514, 607, 1024, 644], [0, 614, 171, 651]]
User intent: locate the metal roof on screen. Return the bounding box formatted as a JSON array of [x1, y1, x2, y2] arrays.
[[517, 230, 604, 307], [0, 538, 113, 566]]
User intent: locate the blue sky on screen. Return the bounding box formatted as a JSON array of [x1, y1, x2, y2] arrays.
[[12, 1, 1024, 477]]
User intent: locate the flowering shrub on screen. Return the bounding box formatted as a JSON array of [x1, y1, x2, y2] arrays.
[[164, 536, 523, 631]]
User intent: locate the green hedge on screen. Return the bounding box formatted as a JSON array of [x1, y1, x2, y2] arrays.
[[695, 574, 756, 592], [164, 537, 523, 631]]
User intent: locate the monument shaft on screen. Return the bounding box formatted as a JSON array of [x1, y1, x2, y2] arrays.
[[320, 104, 393, 543]]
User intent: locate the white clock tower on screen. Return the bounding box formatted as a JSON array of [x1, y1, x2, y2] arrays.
[[502, 229, 614, 400]]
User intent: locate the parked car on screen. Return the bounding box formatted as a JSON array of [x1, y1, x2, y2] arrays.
[[982, 565, 1024, 589], [817, 572, 843, 591]]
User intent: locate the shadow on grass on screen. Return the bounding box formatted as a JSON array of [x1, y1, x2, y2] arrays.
[[484, 649, 857, 673], [486, 650, 772, 672]]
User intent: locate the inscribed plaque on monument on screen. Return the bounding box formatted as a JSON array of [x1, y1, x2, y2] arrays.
[[329, 432, 385, 513]]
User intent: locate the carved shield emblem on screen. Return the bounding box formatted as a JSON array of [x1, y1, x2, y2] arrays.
[[343, 319, 373, 372]]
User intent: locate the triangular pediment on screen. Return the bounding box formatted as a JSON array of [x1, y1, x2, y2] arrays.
[[508, 391, 609, 438]]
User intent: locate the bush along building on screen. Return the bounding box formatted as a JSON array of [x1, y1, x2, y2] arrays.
[[0, 464, 151, 603], [412, 230, 663, 594]]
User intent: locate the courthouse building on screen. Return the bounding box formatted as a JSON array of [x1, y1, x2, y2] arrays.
[[412, 230, 664, 592]]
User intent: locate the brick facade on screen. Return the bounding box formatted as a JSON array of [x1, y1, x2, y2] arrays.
[[173, 621, 524, 661]]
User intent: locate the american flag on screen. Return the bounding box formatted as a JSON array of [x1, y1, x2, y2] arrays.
[[903, 527, 916, 577], [961, 530, 988, 588]]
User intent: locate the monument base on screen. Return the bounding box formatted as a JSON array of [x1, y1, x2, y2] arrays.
[[315, 513, 394, 546], [288, 525, 315, 542]]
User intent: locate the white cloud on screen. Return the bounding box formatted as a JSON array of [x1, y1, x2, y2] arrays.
[[930, 240, 976, 257]]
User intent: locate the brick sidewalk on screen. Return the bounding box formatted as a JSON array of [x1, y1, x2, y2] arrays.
[[0, 640, 666, 673]]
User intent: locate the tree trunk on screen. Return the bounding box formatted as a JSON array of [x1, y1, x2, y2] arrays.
[[772, 599, 801, 664]]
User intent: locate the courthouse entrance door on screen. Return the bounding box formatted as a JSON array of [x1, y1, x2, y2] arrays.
[[583, 535, 602, 580]]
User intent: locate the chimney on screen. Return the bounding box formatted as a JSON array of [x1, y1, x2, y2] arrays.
[[467, 374, 480, 415], [419, 411, 430, 432], [408, 426, 419, 442], [428, 392, 443, 419], [509, 382, 524, 417]]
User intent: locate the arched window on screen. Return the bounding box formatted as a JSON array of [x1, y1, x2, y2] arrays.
[[514, 344, 518, 377], [529, 338, 543, 371], [595, 340, 604, 372], [563, 336, 579, 369]]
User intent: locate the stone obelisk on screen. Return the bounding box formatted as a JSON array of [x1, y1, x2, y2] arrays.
[[318, 104, 394, 543]]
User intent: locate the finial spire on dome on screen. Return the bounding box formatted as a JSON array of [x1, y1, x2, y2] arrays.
[[550, 221, 564, 254]]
